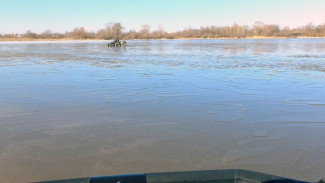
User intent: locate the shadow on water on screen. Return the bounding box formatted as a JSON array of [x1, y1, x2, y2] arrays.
[[107, 46, 127, 55]]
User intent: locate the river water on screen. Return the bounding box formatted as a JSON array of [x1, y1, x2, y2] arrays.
[[0, 39, 325, 182]]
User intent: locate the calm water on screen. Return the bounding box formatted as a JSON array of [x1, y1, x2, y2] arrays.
[[1, 39, 325, 182]]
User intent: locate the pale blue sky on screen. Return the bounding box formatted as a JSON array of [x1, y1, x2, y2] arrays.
[[1, 0, 325, 34]]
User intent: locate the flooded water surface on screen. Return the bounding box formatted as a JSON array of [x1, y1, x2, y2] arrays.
[[1, 39, 325, 182]]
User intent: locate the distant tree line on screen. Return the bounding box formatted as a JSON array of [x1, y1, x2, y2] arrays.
[[1, 22, 325, 40]]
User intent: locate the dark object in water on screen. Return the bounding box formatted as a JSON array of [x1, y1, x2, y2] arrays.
[[108, 39, 126, 47], [33, 169, 322, 183]]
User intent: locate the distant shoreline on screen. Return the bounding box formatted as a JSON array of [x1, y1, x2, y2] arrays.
[[1, 36, 325, 42]]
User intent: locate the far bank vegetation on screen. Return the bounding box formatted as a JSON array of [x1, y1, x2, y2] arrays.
[[1, 22, 325, 41]]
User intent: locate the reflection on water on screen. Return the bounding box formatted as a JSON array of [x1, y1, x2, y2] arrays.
[[0, 39, 325, 183]]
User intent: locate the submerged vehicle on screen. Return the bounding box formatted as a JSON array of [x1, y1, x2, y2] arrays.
[[35, 169, 324, 183], [108, 39, 126, 47]]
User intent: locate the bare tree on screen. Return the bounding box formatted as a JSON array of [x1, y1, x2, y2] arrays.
[[4, 22, 325, 41], [123, 30, 137, 40], [24, 30, 38, 39], [253, 21, 265, 36], [139, 24, 151, 39], [112, 23, 123, 39], [41, 29, 53, 39], [71, 27, 86, 39]]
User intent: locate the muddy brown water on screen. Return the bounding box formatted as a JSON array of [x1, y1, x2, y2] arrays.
[[0, 39, 325, 183]]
